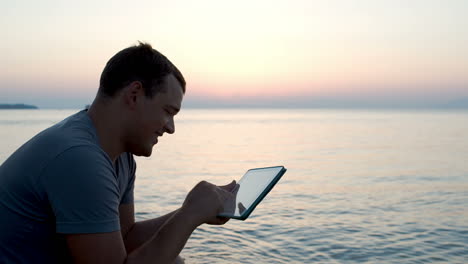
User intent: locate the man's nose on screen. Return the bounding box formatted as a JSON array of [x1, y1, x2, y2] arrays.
[[165, 117, 175, 134]]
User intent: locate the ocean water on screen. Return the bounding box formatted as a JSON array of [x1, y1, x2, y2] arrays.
[[0, 109, 467, 263]]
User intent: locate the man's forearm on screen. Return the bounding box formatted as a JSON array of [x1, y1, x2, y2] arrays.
[[123, 209, 179, 253], [125, 208, 198, 264]]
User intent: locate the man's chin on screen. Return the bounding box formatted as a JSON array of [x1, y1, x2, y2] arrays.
[[133, 147, 154, 157]]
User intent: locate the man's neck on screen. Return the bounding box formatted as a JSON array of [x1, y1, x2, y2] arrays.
[[87, 99, 125, 162]]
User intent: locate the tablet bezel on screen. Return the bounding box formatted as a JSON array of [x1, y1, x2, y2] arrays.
[[218, 165, 287, 220]]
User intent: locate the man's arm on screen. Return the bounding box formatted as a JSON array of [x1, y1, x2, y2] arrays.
[[65, 180, 237, 264], [119, 203, 179, 253], [66, 208, 196, 264]]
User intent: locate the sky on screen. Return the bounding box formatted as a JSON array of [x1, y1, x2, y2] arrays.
[[1, 0, 467, 108]]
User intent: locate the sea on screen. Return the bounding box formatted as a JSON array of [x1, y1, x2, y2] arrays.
[[0, 109, 467, 264]]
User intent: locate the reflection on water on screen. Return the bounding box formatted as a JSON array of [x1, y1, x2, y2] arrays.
[[1, 109, 468, 263]]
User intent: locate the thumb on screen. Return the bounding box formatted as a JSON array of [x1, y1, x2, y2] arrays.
[[218, 180, 236, 192]]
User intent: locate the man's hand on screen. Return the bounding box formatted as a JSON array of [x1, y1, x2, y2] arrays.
[[181, 180, 237, 226], [219, 183, 240, 217]]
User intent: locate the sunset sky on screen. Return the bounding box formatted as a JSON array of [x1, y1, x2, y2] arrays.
[[1, 0, 467, 108]]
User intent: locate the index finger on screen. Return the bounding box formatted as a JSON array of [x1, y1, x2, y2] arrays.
[[218, 180, 237, 192]]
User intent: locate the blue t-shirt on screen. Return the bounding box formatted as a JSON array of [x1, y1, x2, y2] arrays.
[[0, 110, 136, 263]]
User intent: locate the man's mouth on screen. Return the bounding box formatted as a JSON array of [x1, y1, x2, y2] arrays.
[[153, 132, 162, 144]]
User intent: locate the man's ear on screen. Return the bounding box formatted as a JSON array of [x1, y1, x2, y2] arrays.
[[122, 81, 144, 110]]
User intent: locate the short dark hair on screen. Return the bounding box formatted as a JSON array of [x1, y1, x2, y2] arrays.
[[98, 42, 186, 98]]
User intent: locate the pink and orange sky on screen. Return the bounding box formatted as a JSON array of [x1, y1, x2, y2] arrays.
[[1, 0, 467, 108]]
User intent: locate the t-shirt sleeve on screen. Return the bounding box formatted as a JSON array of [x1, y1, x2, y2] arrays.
[[120, 153, 136, 204], [41, 146, 120, 234]]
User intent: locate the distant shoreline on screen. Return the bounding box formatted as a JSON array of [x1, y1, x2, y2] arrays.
[[0, 104, 39, 109], [0, 104, 467, 110]]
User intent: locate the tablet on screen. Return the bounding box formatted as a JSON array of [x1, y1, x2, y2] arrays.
[[218, 165, 287, 220]]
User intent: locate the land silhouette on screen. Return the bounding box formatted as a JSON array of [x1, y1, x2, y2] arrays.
[[0, 104, 38, 109]]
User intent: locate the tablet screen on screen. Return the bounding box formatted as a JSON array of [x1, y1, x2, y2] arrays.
[[219, 166, 286, 219]]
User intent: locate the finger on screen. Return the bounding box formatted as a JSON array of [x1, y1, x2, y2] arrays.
[[219, 184, 239, 203], [216, 217, 230, 225], [207, 216, 229, 225], [218, 180, 236, 192], [231, 183, 240, 195], [215, 188, 236, 204]]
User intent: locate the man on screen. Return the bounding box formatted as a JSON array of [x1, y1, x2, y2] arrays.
[[0, 42, 237, 264]]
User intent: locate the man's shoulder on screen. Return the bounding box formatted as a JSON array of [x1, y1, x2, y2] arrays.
[[0, 111, 104, 177], [48, 110, 98, 145], [32, 111, 100, 155]]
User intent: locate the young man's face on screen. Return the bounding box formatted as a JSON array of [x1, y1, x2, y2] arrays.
[[128, 74, 184, 157]]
